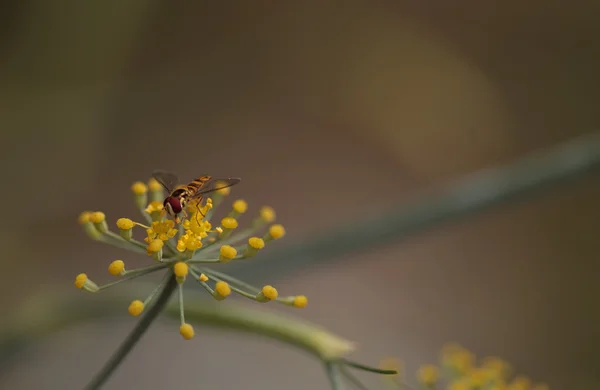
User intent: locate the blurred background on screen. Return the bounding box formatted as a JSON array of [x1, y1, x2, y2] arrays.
[[1, 1, 599, 389]]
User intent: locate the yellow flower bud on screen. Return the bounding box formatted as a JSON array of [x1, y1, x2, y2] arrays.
[[269, 224, 286, 239], [74, 273, 99, 292], [108, 260, 125, 276], [78, 211, 92, 224], [244, 237, 265, 258], [90, 211, 108, 233], [128, 300, 144, 316], [256, 285, 278, 302], [131, 182, 148, 195], [147, 239, 164, 261], [147, 239, 163, 253], [90, 212, 105, 224], [249, 237, 264, 249], [260, 206, 275, 222], [214, 281, 231, 300], [116, 218, 134, 230], [74, 273, 88, 289], [232, 199, 248, 214], [180, 323, 195, 340], [293, 295, 308, 308], [174, 262, 188, 283], [221, 217, 238, 229], [148, 178, 162, 192], [116, 218, 134, 240], [219, 245, 237, 263]]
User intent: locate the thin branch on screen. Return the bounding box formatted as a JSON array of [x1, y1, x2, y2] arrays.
[[342, 359, 398, 375], [231, 132, 600, 282], [84, 274, 177, 390]]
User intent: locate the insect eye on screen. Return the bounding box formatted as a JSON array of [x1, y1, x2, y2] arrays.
[[168, 197, 182, 213]]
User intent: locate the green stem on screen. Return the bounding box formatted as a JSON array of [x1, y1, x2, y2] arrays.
[[326, 362, 344, 390], [199, 268, 261, 294], [192, 267, 256, 300], [231, 131, 600, 283], [84, 274, 177, 390], [100, 232, 147, 255], [342, 359, 398, 375]]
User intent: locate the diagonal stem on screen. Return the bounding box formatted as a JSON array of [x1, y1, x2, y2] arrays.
[[231, 131, 600, 282], [84, 273, 177, 390]]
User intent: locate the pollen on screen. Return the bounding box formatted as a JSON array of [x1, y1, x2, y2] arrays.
[[179, 323, 195, 340], [293, 295, 308, 308], [219, 245, 237, 263], [215, 281, 231, 298], [221, 217, 238, 229], [417, 364, 439, 386], [261, 285, 278, 300], [260, 206, 276, 222], [177, 231, 202, 252], [232, 199, 248, 214], [74, 273, 88, 289], [131, 181, 148, 195], [148, 178, 162, 192], [174, 262, 189, 277], [146, 220, 178, 242], [90, 211, 106, 224], [184, 218, 211, 238], [269, 224, 286, 239], [78, 211, 92, 224], [248, 237, 265, 249], [145, 201, 164, 214], [128, 300, 145, 316], [147, 239, 164, 254], [198, 273, 209, 282], [108, 260, 125, 276], [116, 218, 135, 230]]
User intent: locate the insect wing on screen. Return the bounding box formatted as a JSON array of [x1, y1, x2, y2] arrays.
[[193, 177, 241, 196], [151, 170, 180, 193]]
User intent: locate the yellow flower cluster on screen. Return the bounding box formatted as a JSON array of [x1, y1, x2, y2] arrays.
[[382, 343, 550, 390], [75, 173, 307, 340]]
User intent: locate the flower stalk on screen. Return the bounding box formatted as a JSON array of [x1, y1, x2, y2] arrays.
[[84, 273, 177, 390]]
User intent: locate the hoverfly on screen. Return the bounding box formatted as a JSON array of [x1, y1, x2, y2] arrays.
[[152, 170, 241, 223]]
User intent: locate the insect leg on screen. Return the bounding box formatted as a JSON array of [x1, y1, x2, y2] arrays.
[[194, 199, 207, 225]]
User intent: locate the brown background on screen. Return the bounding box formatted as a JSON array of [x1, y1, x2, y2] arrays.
[[0, 2, 599, 389]]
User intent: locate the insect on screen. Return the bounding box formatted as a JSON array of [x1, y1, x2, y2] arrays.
[[152, 170, 241, 223]]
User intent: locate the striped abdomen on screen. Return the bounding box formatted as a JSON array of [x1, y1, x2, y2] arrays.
[[184, 175, 212, 196]]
